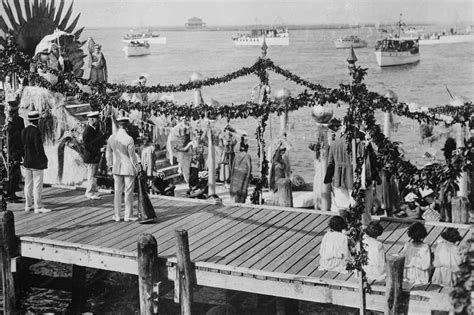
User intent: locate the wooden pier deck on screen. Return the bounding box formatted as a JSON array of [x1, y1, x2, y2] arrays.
[[6, 187, 472, 314]]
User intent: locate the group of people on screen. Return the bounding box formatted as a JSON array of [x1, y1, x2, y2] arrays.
[[319, 215, 465, 286]]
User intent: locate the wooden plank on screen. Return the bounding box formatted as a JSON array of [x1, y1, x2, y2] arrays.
[[83, 200, 205, 249], [20, 240, 138, 275], [71, 200, 176, 245], [247, 213, 326, 270], [16, 198, 103, 237], [215, 211, 305, 266], [60, 200, 174, 245], [262, 215, 329, 273], [118, 203, 225, 252], [138, 206, 253, 254], [189, 209, 288, 261], [154, 207, 263, 256], [165, 265, 451, 314], [105, 203, 214, 251], [227, 212, 312, 267]]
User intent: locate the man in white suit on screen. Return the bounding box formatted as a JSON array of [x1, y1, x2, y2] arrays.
[[106, 116, 140, 222]]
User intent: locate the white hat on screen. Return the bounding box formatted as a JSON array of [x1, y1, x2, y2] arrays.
[[404, 192, 418, 203], [419, 188, 434, 198], [87, 111, 100, 118], [27, 111, 41, 120]]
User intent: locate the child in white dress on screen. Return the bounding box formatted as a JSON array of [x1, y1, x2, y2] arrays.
[[319, 216, 350, 274], [432, 228, 463, 286], [402, 222, 431, 285], [363, 221, 386, 282]]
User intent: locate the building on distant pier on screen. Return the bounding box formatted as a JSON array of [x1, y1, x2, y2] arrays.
[[185, 17, 207, 29]]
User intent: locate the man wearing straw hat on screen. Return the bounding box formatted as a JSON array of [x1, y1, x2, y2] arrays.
[[83, 111, 107, 200], [21, 111, 51, 213], [5, 100, 24, 203], [106, 116, 140, 222]]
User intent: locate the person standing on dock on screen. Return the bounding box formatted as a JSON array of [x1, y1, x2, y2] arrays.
[[106, 116, 140, 222], [21, 111, 51, 213], [83, 111, 107, 200], [5, 100, 25, 203]]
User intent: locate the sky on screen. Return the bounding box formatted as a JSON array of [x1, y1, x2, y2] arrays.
[[2, 0, 473, 28]]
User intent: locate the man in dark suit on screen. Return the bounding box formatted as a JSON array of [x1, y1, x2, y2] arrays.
[[6, 101, 24, 203], [21, 111, 50, 213], [82, 111, 106, 200]]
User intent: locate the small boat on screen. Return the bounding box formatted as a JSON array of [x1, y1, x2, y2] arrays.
[[334, 35, 368, 49], [232, 28, 289, 46], [374, 15, 420, 67], [374, 37, 420, 67], [122, 30, 166, 44], [123, 41, 151, 57]]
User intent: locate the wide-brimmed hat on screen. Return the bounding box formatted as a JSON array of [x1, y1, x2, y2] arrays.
[[87, 111, 100, 118], [441, 228, 462, 243], [27, 111, 41, 120], [419, 188, 434, 198], [198, 171, 208, 179], [223, 124, 235, 133]]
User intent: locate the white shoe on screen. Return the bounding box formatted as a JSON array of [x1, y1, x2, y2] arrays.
[[111, 216, 121, 222], [25, 206, 34, 212], [86, 194, 101, 200], [124, 216, 139, 222], [34, 208, 51, 214]]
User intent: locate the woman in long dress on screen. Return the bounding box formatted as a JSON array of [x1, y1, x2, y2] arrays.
[[269, 144, 287, 193], [88, 41, 108, 83], [218, 124, 237, 186], [230, 135, 252, 203], [431, 228, 463, 286]]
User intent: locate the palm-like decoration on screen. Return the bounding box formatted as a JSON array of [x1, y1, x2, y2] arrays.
[[0, 0, 86, 77]]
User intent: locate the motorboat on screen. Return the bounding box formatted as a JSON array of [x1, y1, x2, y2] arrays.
[[123, 41, 151, 57], [334, 35, 368, 49], [374, 15, 420, 67], [419, 32, 474, 45], [122, 31, 166, 44], [233, 28, 289, 46], [375, 37, 420, 67]]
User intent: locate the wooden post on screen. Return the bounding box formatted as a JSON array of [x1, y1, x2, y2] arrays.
[[451, 196, 469, 224], [208, 123, 216, 196], [69, 265, 86, 314], [0, 211, 18, 314], [176, 230, 195, 315], [138, 233, 159, 315], [383, 112, 392, 139], [385, 254, 405, 315], [280, 111, 289, 135], [275, 178, 293, 207], [358, 270, 366, 315]]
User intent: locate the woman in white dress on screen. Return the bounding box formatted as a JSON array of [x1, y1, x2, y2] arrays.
[[431, 228, 463, 286], [363, 221, 386, 282], [319, 216, 350, 273], [402, 222, 431, 285]]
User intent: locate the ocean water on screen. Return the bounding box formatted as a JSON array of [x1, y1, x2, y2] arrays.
[[82, 27, 474, 181]]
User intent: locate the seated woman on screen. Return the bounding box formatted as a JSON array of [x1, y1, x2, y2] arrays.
[[150, 171, 175, 196], [432, 228, 464, 287], [319, 216, 350, 274], [189, 171, 209, 199], [363, 221, 386, 282], [402, 222, 431, 285]]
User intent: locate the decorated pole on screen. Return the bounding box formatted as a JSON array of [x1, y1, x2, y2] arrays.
[[276, 88, 291, 135], [450, 96, 469, 197], [207, 119, 217, 197], [383, 90, 398, 216], [347, 45, 366, 315], [383, 90, 397, 138]]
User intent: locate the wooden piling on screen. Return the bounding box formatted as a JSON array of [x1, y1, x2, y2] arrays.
[[321, 127, 331, 211], [0, 210, 18, 314], [385, 254, 405, 315], [176, 229, 196, 315], [275, 178, 293, 207], [451, 196, 470, 224], [69, 265, 86, 314], [138, 233, 159, 315]]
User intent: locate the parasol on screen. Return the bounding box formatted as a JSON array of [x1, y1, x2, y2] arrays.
[[34, 29, 74, 55]]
